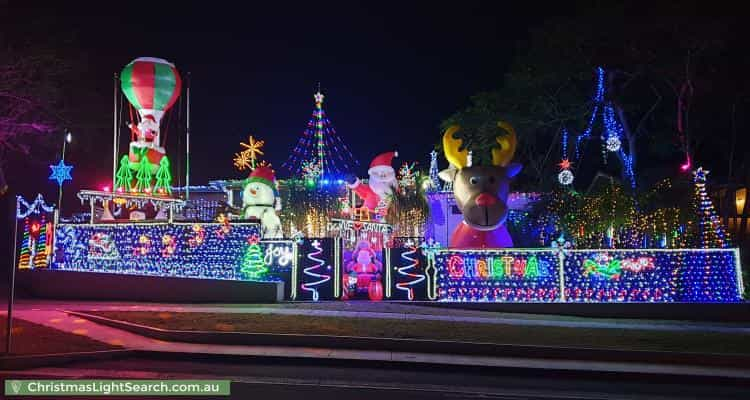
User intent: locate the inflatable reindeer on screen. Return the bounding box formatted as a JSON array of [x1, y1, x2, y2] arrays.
[[438, 122, 521, 248]]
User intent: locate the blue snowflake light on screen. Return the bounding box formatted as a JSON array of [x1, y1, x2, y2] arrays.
[[49, 159, 73, 187]]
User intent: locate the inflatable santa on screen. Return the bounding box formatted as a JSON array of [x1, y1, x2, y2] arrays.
[[342, 241, 383, 301], [346, 151, 398, 212]]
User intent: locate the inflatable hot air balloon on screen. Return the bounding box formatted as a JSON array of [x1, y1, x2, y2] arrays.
[[120, 57, 182, 173]]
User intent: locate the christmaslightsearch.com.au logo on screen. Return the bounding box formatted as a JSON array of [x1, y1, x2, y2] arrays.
[[4, 379, 231, 396]]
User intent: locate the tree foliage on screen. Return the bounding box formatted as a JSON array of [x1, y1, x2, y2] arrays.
[[0, 32, 76, 195], [443, 12, 743, 191]]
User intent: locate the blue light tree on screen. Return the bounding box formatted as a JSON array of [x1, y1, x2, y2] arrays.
[[282, 90, 359, 179]]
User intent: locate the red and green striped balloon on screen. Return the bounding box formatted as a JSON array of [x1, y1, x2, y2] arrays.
[[120, 57, 182, 118]]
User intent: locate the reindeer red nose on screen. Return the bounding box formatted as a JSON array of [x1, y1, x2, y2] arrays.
[[475, 193, 498, 207]]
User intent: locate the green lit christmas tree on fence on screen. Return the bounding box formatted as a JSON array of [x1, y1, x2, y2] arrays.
[[241, 234, 268, 279]]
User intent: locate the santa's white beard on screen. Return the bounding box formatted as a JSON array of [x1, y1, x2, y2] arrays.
[[370, 177, 396, 199]]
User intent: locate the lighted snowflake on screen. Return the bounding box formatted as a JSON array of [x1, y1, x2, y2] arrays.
[[301, 160, 322, 181], [558, 169, 574, 185], [398, 162, 416, 188], [233, 151, 252, 171], [237, 135, 265, 170], [49, 159, 73, 186], [606, 136, 621, 152]]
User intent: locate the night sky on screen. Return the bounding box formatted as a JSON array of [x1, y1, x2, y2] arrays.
[[3, 2, 566, 202]]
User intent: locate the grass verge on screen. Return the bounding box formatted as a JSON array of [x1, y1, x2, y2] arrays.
[[0, 316, 119, 355], [87, 311, 750, 355]]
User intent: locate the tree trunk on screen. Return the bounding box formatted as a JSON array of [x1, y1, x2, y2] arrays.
[[740, 172, 750, 246], [728, 102, 737, 181], [0, 164, 7, 196]]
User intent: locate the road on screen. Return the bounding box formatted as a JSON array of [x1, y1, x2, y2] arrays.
[[3, 355, 749, 399]]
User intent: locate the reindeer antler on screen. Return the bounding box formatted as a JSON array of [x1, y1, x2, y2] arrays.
[[442, 125, 468, 168], [492, 121, 517, 166]]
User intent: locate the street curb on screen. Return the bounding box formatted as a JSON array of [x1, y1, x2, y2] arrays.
[[0, 349, 137, 370], [128, 350, 750, 385], [66, 310, 750, 369], [399, 301, 750, 322]]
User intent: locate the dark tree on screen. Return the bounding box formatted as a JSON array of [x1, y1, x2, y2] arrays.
[[443, 11, 743, 192]]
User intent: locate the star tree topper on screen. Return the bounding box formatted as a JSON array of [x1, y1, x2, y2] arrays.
[[49, 159, 73, 186], [314, 91, 325, 104], [693, 167, 709, 183]]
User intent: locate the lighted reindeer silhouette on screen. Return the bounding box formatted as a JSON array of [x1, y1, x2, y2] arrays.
[[438, 122, 521, 248]]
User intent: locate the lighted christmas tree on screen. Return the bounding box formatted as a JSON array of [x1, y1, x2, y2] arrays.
[[135, 155, 152, 192], [282, 90, 358, 178], [240, 235, 267, 279], [115, 155, 133, 192], [153, 156, 173, 195], [692, 167, 729, 248]]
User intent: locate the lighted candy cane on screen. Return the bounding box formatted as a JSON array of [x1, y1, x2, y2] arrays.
[[395, 245, 424, 300], [301, 240, 331, 301]]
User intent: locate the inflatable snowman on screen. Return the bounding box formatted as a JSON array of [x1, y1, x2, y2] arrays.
[[242, 166, 283, 239]]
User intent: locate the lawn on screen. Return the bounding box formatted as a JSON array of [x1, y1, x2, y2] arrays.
[[0, 316, 120, 355], [87, 311, 750, 355]]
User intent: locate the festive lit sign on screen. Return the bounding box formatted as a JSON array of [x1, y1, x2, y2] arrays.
[[435, 249, 560, 302], [446, 253, 550, 280], [433, 248, 742, 303], [16, 195, 56, 270], [565, 249, 741, 302], [263, 242, 294, 267]]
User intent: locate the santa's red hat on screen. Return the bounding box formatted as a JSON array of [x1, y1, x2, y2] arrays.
[[247, 166, 278, 195], [368, 151, 397, 175]]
